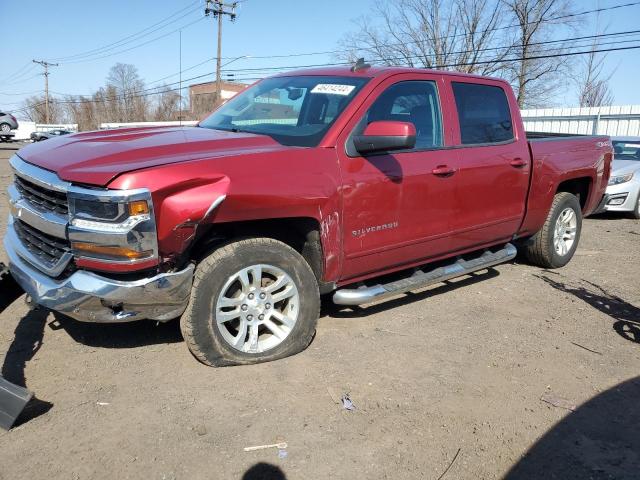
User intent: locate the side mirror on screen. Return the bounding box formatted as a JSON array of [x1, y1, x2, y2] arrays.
[[353, 121, 416, 155]]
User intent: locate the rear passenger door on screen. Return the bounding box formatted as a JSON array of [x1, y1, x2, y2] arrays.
[[449, 80, 530, 248]]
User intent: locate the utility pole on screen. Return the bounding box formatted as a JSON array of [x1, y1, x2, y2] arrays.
[[32, 60, 58, 124], [205, 1, 237, 107]]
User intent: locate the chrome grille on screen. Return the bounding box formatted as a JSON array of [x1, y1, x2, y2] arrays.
[[14, 175, 69, 215], [14, 220, 72, 274]]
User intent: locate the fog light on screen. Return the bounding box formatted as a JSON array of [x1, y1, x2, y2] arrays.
[[607, 195, 627, 206], [71, 242, 153, 260]]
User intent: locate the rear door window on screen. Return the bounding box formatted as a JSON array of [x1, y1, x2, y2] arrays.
[[452, 82, 514, 145]]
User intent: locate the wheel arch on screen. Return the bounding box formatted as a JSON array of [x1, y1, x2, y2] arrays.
[[556, 176, 592, 211], [189, 217, 333, 292]]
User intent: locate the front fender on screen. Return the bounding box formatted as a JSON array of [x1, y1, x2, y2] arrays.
[[154, 176, 231, 258]]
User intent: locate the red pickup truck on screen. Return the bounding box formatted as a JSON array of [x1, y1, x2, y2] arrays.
[[4, 66, 612, 366]]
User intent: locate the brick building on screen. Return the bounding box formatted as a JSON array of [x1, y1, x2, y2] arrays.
[[189, 80, 247, 117]]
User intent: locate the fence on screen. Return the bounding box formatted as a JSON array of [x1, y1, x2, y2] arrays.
[[521, 105, 640, 137]]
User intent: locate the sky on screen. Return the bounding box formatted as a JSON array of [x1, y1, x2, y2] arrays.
[[1, 0, 639, 118]]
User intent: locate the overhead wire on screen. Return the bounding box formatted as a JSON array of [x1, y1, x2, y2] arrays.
[[11, 40, 640, 116], [46, 1, 201, 63]]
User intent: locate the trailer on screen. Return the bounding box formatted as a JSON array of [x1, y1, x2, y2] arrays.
[[0, 131, 16, 142]]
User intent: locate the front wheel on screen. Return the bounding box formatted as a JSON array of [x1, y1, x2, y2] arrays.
[[630, 193, 640, 220], [523, 192, 583, 268], [180, 238, 320, 367]]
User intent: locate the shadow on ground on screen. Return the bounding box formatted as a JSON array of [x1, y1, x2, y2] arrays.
[[0, 275, 53, 426], [536, 274, 640, 344], [323, 268, 500, 318], [51, 314, 183, 349], [242, 463, 286, 480], [504, 376, 640, 479]]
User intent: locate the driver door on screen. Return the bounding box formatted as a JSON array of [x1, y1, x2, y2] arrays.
[[335, 74, 460, 281]]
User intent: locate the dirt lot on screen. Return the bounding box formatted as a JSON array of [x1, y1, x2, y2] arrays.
[[0, 142, 639, 480]]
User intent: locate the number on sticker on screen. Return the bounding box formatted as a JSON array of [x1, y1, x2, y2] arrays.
[[311, 84, 356, 96]]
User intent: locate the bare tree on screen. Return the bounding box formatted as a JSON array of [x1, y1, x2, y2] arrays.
[[338, 0, 509, 76], [153, 86, 181, 121], [500, 0, 576, 108], [64, 95, 98, 131], [106, 63, 148, 122], [191, 92, 218, 118], [340, 0, 579, 108], [574, 11, 614, 108], [60, 63, 198, 129], [21, 95, 63, 123]]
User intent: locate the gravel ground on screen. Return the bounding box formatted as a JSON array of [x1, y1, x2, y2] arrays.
[[0, 142, 639, 480]]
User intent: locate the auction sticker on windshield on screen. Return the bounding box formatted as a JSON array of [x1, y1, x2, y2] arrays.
[[311, 84, 356, 96]]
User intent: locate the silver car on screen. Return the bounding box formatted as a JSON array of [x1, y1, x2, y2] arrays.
[[0, 111, 19, 133], [597, 137, 640, 219]]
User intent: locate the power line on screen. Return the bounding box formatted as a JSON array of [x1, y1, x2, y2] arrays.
[[47, 1, 201, 63], [215, 0, 640, 61], [59, 17, 206, 65], [12, 41, 640, 116], [0, 63, 35, 85], [214, 28, 640, 75], [8, 32, 638, 113]]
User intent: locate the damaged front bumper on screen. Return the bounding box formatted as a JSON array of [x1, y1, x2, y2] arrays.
[[4, 226, 194, 323]]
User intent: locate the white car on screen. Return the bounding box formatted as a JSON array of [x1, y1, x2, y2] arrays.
[[596, 137, 640, 219]]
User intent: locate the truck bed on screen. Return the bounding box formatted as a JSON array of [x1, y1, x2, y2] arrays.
[[518, 133, 612, 237], [527, 131, 595, 140]]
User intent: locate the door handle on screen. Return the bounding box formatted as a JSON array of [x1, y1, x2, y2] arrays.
[[432, 165, 457, 177], [510, 158, 528, 168]]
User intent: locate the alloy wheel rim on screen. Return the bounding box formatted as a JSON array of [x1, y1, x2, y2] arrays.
[[215, 264, 299, 353], [0, 124, 9, 132], [553, 207, 577, 256]]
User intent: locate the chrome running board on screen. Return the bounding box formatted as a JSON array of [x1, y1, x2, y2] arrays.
[[333, 243, 517, 306]]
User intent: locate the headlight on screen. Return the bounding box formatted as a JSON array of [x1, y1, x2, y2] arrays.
[[608, 172, 634, 185], [67, 188, 158, 265], [70, 197, 151, 233]]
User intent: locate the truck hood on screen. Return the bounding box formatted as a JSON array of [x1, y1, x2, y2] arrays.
[[17, 126, 287, 186], [611, 159, 640, 175]]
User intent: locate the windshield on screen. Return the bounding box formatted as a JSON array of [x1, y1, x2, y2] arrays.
[[612, 140, 640, 161], [198, 76, 369, 147]]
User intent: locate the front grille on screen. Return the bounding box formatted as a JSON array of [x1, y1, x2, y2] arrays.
[[14, 220, 72, 273], [14, 175, 69, 215]]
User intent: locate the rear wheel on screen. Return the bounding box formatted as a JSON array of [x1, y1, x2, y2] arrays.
[[180, 238, 320, 367], [0, 123, 10, 133], [524, 192, 582, 268]]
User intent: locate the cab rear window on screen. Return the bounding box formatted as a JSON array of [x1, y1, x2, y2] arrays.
[[452, 82, 514, 145]]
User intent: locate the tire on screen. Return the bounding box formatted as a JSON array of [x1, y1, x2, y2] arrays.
[[0, 123, 10, 133], [630, 193, 640, 220], [524, 192, 583, 268], [180, 238, 320, 367]]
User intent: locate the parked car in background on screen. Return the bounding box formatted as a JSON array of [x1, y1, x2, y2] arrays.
[[595, 137, 640, 219], [0, 112, 19, 133], [30, 129, 73, 142]]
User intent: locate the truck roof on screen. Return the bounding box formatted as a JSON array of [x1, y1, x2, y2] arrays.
[[274, 66, 504, 83]]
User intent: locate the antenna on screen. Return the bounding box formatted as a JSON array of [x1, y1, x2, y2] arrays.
[[351, 58, 371, 72]]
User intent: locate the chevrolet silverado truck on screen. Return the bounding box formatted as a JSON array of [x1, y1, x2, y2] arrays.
[[4, 66, 612, 366]]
